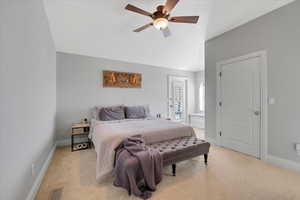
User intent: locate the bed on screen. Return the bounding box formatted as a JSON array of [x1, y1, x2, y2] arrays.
[[89, 118, 195, 182]]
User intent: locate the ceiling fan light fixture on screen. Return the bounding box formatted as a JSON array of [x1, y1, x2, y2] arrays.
[[153, 18, 169, 30]]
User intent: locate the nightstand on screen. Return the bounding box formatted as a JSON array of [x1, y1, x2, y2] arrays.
[[71, 123, 91, 152]]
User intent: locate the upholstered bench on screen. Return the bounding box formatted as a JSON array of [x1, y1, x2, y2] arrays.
[[113, 137, 211, 176], [148, 137, 210, 176]]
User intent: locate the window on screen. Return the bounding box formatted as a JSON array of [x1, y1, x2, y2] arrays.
[[199, 82, 205, 112]]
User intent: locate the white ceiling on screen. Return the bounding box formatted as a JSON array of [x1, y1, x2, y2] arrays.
[[43, 0, 295, 71]]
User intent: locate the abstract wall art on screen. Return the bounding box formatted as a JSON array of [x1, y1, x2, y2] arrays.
[[103, 70, 142, 88]]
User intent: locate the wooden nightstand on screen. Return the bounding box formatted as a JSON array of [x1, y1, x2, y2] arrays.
[[71, 123, 91, 152]]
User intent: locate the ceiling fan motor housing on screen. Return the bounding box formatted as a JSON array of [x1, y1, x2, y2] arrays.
[[152, 5, 169, 20], [156, 5, 165, 12]]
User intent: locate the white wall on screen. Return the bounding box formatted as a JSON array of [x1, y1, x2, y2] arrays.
[[0, 0, 56, 199], [205, 1, 300, 163], [56, 52, 196, 140]]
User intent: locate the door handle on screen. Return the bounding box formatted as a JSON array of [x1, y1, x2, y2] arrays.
[[254, 111, 261, 116]]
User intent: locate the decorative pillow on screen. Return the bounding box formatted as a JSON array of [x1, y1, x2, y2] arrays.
[[91, 104, 124, 120], [142, 105, 151, 117], [99, 105, 125, 121], [125, 106, 147, 119]]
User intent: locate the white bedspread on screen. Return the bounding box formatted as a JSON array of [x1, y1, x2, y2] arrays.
[[90, 119, 195, 182]]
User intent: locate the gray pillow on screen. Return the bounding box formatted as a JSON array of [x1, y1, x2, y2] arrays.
[[91, 104, 124, 120], [99, 106, 125, 121], [143, 105, 151, 117], [125, 106, 147, 119]]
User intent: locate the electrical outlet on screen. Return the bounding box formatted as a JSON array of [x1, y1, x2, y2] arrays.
[[31, 163, 35, 177]]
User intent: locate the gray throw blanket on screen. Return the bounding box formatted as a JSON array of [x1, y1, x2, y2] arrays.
[[113, 135, 163, 199]]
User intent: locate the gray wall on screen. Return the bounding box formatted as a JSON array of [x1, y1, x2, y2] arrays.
[[0, 0, 56, 199], [205, 1, 300, 162], [56, 52, 196, 140]]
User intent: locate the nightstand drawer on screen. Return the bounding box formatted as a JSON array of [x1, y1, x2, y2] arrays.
[[72, 128, 85, 134]]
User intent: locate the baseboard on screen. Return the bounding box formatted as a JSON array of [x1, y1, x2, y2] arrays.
[[26, 144, 56, 200], [56, 138, 71, 147], [206, 137, 218, 145], [265, 154, 300, 174]]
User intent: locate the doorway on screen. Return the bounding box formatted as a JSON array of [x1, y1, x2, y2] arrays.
[[168, 76, 188, 122], [216, 51, 268, 159]]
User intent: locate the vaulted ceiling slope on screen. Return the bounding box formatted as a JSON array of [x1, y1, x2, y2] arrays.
[[43, 0, 295, 71], [207, 0, 295, 40]]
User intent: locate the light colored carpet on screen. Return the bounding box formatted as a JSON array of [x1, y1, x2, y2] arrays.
[[36, 129, 300, 200]]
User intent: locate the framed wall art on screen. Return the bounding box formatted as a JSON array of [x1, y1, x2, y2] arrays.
[[103, 70, 142, 88]]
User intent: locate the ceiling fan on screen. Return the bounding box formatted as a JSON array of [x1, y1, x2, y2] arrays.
[[125, 0, 199, 37]]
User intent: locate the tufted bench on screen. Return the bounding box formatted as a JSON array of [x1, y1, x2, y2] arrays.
[[148, 137, 210, 176], [113, 137, 210, 176]]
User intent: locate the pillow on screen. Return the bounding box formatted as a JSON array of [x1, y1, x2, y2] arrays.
[[142, 105, 151, 117], [91, 104, 124, 120], [99, 105, 125, 121], [125, 106, 147, 119]]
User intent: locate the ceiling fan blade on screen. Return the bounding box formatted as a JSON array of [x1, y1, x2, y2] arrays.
[[169, 16, 199, 24], [163, 0, 179, 14], [125, 4, 152, 17], [133, 23, 153, 32], [161, 27, 171, 37]]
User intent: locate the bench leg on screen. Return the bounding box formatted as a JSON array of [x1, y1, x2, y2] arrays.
[[71, 135, 74, 152], [204, 154, 208, 165], [172, 164, 176, 176]]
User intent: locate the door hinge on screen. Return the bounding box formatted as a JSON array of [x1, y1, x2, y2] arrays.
[[219, 131, 222, 136], [219, 72, 222, 77], [219, 101, 222, 107]]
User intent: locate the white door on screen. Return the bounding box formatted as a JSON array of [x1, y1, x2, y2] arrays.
[[218, 56, 261, 158], [168, 76, 187, 122]]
